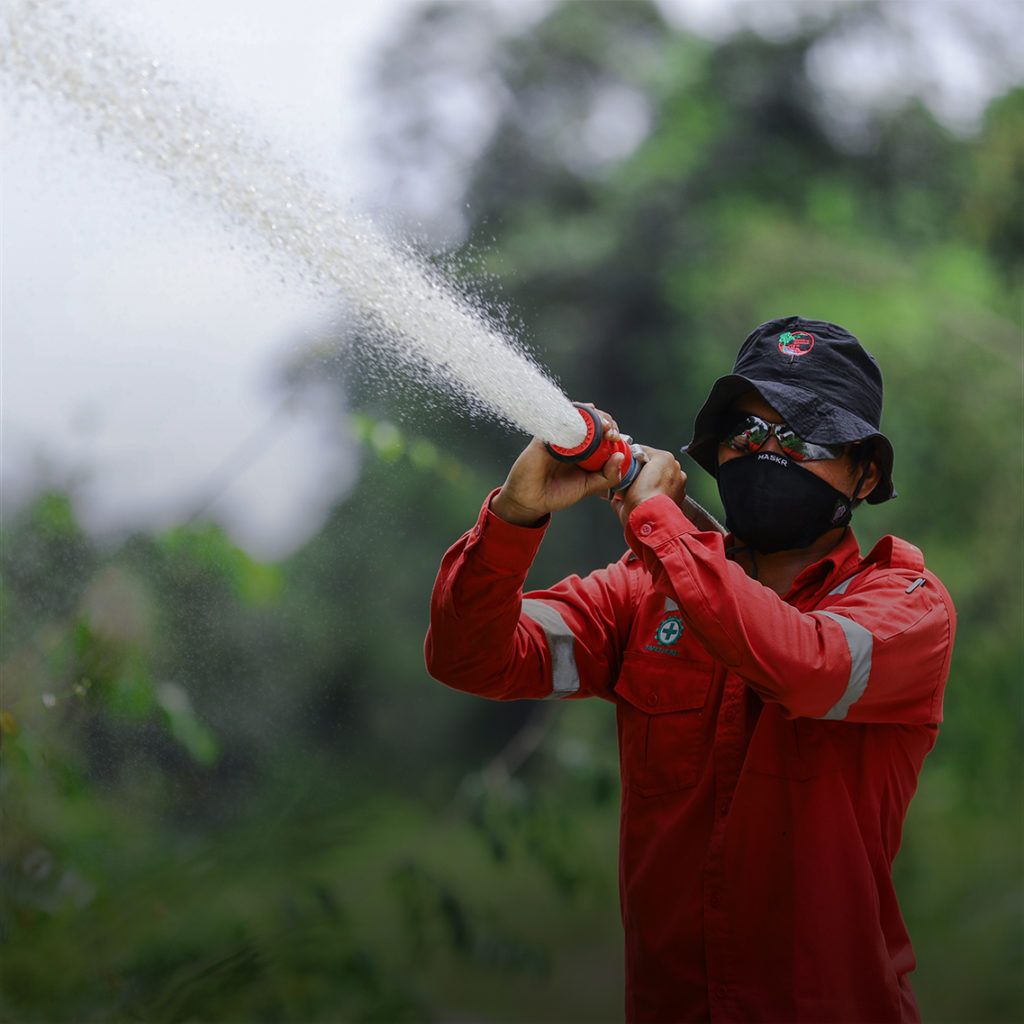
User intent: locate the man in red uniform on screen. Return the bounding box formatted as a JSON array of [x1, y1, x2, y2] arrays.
[[425, 316, 955, 1023]]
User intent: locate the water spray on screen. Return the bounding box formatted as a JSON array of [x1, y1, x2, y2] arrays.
[[545, 403, 645, 492], [1, 0, 589, 451]]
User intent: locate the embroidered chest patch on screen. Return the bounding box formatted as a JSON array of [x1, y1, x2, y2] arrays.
[[646, 614, 685, 655]]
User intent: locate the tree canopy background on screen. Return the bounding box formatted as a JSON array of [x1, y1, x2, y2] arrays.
[[2, 2, 1022, 1021]]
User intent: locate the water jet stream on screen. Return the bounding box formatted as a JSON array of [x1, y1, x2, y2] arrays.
[[1, 0, 588, 449]]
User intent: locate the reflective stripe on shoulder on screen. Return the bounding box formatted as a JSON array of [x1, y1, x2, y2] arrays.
[[815, 611, 873, 720], [521, 599, 580, 698]]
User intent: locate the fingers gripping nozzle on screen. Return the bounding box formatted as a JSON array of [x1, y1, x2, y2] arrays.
[[544, 403, 645, 493]]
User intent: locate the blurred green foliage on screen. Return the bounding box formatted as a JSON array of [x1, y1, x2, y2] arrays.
[[2, 2, 1022, 1021]]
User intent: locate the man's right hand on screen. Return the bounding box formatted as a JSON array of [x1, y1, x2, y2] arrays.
[[490, 411, 627, 526]]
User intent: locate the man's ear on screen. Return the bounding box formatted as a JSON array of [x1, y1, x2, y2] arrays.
[[855, 458, 882, 501]]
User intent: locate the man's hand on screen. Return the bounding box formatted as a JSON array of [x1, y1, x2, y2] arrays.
[[609, 447, 689, 527], [491, 410, 627, 526]]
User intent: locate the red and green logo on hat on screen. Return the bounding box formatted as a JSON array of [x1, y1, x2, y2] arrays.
[[778, 330, 815, 356]]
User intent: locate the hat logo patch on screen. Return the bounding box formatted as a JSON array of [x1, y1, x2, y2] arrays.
[[778, 330, 815, 356]]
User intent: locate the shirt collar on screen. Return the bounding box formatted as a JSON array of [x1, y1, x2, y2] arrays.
[[787, 528, 863, 601]]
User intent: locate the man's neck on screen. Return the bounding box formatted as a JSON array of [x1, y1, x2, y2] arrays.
[[733, 528, 847, 596]]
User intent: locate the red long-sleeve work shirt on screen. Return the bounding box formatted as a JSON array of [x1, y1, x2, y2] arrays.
[[425, 491, 955, 1023]]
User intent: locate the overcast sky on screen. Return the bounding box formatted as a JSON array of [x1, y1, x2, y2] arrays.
[[2, 0, 1020, 559]]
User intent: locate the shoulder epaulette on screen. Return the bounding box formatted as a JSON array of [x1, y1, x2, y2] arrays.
[[865, 535, 925, 572]]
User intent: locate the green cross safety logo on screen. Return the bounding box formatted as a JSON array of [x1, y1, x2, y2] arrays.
[[655, 616, 685, 647]]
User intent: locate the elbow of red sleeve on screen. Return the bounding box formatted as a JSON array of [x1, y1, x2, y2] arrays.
[[423, 624, 458, 687], [423, 625, 503, 698]]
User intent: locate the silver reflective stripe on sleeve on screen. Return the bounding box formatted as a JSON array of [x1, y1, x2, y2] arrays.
[[816, 611, 873, 720], [521, 599, 580, 698]]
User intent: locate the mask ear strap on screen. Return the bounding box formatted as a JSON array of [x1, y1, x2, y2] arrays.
[[726, 544, 759, 580], [851, 463, 873, 503]]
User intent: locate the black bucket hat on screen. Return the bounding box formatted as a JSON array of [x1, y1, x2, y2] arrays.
[[683, 315, 896, 504]]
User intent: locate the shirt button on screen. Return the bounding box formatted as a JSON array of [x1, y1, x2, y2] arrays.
[[646, 693, 659, 707], [715, 985, 728, 999], [723, 706, 737, 722], [639, 523, 653, 536]]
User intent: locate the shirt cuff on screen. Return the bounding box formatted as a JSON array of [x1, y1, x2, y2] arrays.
[[626, 494, 700, 555], [465, 488, 549, 572]]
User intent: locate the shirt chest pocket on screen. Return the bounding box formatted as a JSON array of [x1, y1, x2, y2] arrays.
[[614, 651, 715, 797]]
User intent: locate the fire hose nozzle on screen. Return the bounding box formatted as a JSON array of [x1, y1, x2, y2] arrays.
[[544, 403, 644, 493]]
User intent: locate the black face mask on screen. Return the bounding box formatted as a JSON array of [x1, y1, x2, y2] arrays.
[[717, 451, 854, 554]]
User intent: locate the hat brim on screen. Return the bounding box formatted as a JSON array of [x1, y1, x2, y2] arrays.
[[682, 375, 896, 504]]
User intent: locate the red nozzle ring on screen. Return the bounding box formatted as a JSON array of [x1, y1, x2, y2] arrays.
[[545, 404, 642, 493]]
